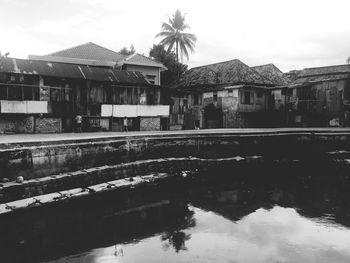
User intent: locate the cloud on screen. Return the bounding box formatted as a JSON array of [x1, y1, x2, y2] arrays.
[[1, 0, 350, 71]]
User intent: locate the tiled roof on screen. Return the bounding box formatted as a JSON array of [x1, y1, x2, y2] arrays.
[[298, 64, 350, 77], [122, 53, 167, 70], [47, 42, 126, 62], [44, 42, 166, 70], [251, 64, 291, 86], [0, 57, 149, 85], [176, 59, 273, 88], [290, 64, 350, 84]]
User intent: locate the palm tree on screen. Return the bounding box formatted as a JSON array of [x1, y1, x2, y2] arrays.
[[156, 10, 197, 63]]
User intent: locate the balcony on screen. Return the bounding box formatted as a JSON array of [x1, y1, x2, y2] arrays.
[[101, 104, 169, 117], [0, 100, 49, 114]]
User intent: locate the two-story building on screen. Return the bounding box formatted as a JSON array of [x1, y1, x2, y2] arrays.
[[0, 56, 168, 133], [275, 65, 350, 127], [169, 60, 288, 129], [29, 42, 167, 85]]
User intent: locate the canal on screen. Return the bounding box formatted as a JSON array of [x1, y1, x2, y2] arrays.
[[1, 156, 350, 263]]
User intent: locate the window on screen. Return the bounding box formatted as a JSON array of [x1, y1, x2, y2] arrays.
[[228, 89, 233, 96], [194, 94, 200, 105], [213, 92, 218, 102], [127, 88, 133, 104], [146, 74, 156, 84], [256, 90, 263, 98], [244, 91, 250, 104]]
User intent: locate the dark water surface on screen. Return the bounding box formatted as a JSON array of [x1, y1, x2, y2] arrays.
[[47, 168, 350, 263], [52, 205, 350, 263], [2, 159, 350, 263]]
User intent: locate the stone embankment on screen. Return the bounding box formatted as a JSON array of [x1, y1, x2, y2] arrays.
[[1, 128, 350, 215]]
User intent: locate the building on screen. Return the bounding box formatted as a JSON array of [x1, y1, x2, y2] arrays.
[[29, 42, 167, 85], [0, 56, 169, 133], [169, 59, 289, 129], [277, 64, 350, 127]]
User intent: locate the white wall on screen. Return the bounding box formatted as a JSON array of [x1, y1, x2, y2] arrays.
[[101, 104, 169, 117], [0, 100, 48, 114]]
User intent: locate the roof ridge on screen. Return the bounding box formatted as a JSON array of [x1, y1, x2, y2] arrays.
[[47, 42, 91, 56], [89, 42, 124, 56], [190, 59, 242, 70], [47, 42, 124, 57], [251, 63, 275, 68], [125, 53, 138, 61], [302, 64, 350, 71]]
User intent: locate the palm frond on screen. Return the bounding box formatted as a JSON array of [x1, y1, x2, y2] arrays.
[[161, 22, 175, 32], [182, 33, 197, 42], [179, 41, 189, 60], [156, 31, 174, 38]]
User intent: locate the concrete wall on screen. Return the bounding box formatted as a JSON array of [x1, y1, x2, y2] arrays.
[[0, 115, 35, 133], [0, 116, 62, 134], [1, 129, 350, 180]]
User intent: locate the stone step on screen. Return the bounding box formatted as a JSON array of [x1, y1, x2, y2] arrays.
[[0, 173, 174, 216], [0, 156, 264, 203]]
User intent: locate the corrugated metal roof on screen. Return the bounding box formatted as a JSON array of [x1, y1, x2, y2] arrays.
[[0, 57, 149, 85]]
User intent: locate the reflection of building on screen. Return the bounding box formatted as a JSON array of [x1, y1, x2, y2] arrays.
[[0, 43, 169, 133], [169, 60, 289, 129]]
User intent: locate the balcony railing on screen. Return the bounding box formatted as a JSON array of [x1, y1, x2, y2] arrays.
[[101, 104, 169, 117]]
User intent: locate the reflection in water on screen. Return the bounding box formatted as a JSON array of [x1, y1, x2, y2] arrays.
[[3, 160, 350, 263]]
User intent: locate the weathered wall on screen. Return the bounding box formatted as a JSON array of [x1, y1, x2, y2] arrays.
[[140, 117, 160, 131], [1, 129, 350, 180], [35, 117, 62, 133], [0, 115, 35, 133]]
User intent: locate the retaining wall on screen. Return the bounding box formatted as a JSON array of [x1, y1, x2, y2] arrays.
[[1, 129, 350, 180]]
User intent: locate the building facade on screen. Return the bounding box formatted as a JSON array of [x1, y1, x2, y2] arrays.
[[169, 60, 288, 130], [0, 56, 169, 133], [274, 65, 350, 127]]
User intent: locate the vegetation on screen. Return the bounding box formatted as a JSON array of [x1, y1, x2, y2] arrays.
[[119, 45, 136, 56], [156, 10, 197, 63], [0, 51, 9, 57], [149, 44, 187, 86]]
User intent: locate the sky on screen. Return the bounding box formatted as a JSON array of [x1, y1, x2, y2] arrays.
[[1, 0, 350, 72]]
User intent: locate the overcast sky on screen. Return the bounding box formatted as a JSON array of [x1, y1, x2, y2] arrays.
[[1, 0, 350, 72]]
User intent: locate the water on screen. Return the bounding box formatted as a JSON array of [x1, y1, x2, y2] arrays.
[[53, 205, 350, 263], [2, 160, 350, 263]]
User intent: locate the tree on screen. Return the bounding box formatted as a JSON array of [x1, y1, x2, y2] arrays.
[[347, 57, 350, 64], [156, 9, 197, 63], [119, 45, 136, 56], [149, 44, 187, 86], [0, 51, 9, 57]]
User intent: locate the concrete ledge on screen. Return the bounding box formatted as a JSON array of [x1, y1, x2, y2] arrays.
[[0, 173, 175, 216]]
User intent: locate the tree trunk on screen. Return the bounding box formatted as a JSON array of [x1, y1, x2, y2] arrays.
[[176, 40, 180, 78], [176, 41, 179, 63]]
